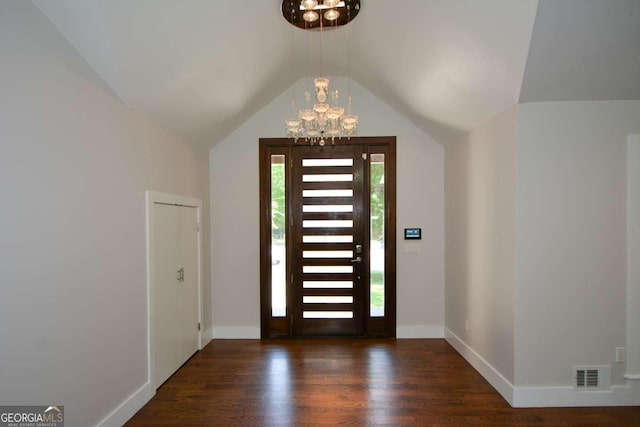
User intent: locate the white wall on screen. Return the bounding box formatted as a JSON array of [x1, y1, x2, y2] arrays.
[[210, 79, 444, 338], [444, 106, 517, 385], [515, 101, 640, 387], [444, 101, 640, 406], [0, 2, 209, 426], [627, 134, 640, 379]]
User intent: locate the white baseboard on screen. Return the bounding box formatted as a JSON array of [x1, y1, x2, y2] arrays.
[[513, 384, 640, 407], [213, 326, 260, 339], [445, 328, 515, 405], [396, 325, 444, 338], [445, 328, 640, 407], [211, 325, 444, 339], [95, 382, 154, 427]]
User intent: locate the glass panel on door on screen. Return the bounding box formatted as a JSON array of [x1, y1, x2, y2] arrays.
[[370, 153, 385, 317], [271, 154, 286, 317]]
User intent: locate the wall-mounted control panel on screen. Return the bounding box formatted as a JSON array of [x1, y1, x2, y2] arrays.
[[404, 228, 421, 240]]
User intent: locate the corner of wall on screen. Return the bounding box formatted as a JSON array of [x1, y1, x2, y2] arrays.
[[445, 329, 515, 405]]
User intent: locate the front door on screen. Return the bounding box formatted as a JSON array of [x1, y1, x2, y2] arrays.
[[291, 144, 365, 335], [260, 137, 396, 337]]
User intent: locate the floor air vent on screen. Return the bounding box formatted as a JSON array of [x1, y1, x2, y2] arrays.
[[573, 365, 611, 390]]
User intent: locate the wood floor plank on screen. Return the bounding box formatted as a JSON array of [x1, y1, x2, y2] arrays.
[[126, 339, 640, 426]]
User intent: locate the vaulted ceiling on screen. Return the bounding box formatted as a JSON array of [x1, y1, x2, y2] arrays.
[[33, 0, 640, 147]]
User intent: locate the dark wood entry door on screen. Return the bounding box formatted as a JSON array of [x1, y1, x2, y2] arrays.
[[291, 144, 365, 335], [260, 137, 396, 338]]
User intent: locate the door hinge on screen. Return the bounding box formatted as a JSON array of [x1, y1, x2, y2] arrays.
[[198, 322, 201, 331]]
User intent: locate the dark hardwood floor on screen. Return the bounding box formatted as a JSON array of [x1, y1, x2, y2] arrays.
[[126, 339, 640, 426]]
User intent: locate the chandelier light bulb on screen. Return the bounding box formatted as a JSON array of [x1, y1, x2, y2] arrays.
[[324, 0, 340, 7], [299, 109, 316, 121], [302, 0, 318, 10], [303, 10, 319, 22], [327, 107, 344, 120], [324, 9, 340, 21], [343, 115, 358, 126], [286, 118, 301, 129], [313, 103, 330, 114]]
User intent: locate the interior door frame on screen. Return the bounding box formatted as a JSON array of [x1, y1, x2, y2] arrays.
[[259, 137, 396, 338], [145, 191, 203, 390]]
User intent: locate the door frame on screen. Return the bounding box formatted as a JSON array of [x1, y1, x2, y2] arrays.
[[145, 191, 203, 390], [259, 137, 396, 338]]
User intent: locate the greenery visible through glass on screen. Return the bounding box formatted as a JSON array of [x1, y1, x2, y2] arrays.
[[271, 158, 285, 236], [370, 154, 385, 317], [271, 155, 286, 317]]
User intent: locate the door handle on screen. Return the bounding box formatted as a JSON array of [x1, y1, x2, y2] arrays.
[[350, 256, 362, 263]]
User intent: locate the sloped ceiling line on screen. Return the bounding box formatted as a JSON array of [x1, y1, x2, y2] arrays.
[[32, 0, 640, 148]]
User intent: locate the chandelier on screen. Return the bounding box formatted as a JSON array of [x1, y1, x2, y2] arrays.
[[282, 0, 361, 145]]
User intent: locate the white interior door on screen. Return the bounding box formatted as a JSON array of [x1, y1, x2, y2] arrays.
[[153, 203, 199, 388], [154, 204, 180, 387], [177, 205, 199, 364]]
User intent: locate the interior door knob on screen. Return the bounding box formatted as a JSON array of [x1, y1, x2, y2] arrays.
[[350, 256, 362, 263]]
